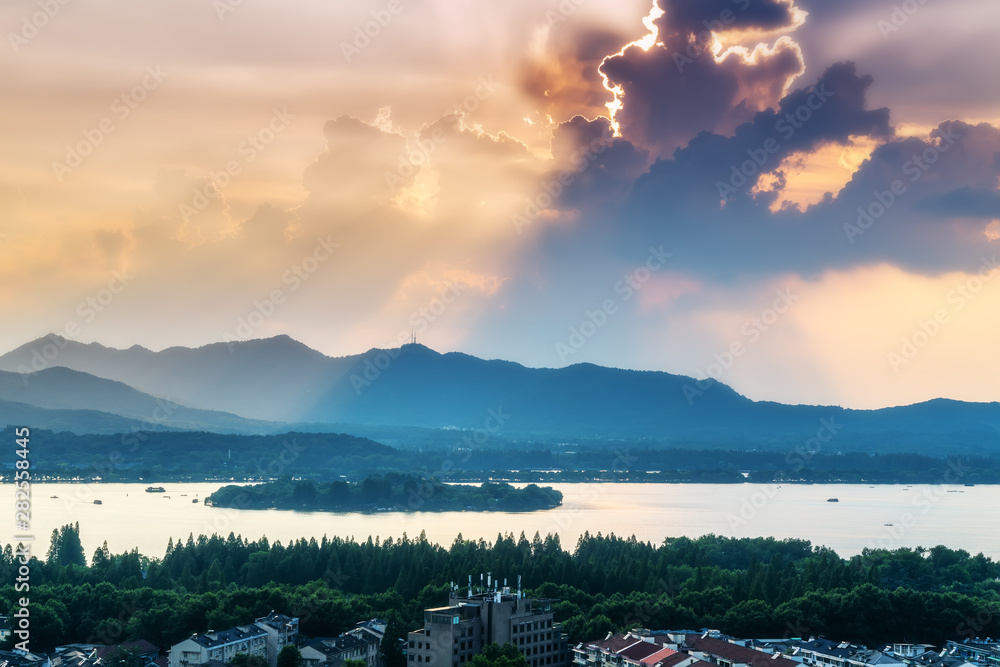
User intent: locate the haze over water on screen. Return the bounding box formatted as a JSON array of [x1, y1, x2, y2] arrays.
[[7, 482, 994, 560]]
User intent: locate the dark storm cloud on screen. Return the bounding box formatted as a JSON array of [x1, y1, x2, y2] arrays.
[[600, 0, 806, 158], [657, 0, 801, 36], [547, 115, 650, 209], [536, 63, 1000, 281]]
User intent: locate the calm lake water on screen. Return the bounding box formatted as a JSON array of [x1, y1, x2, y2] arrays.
[[3, 482, 996, 560]]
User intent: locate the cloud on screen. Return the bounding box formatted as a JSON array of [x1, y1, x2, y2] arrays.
[[599, 0, 807, 158], [547, 115, 650, 209], [526, 61, 998, 282], [0, 180, 23, 215]]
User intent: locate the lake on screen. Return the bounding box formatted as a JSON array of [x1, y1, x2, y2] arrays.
[[3, 482, 995, 560]]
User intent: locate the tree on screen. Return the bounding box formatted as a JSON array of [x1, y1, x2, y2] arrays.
[[46, 523, 86, 567], [381, 611, 407, 667], [467, 643, 529, 667], [105, 647, 143, 667], [277, 646, 304, 667], [229, 655, 268, 667]]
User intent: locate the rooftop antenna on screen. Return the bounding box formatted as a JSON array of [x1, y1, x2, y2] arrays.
[[517, 575, 522, 599], [468, 575, 472, 598], [410, 328, 416, 345]]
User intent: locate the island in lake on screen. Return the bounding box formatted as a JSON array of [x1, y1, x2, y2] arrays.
[[205, 474, 563, 512]]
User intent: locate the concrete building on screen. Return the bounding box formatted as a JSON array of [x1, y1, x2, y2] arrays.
[[256, 613, 300, 667], [407, 579, 569, 667], [168, 625, 268, 667]]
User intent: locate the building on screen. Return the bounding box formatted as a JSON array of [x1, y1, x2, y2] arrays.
[[168, 625, 268, 667], [944, 641, 1000, 667], [896, 648, 976, 667], [572, 632, 712, 667], [0, 650, 53, 667], [795, 639, 905, 667], [256, 613, 300, 667], [407, 579, 570, 667], [0, 616, 10, 645], [50, 646, 103, 667], [300, 618, 386, 667], [302, 632, 381, 667]]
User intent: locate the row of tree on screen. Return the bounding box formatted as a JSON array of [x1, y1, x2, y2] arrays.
[[2, 527, 998, 653]]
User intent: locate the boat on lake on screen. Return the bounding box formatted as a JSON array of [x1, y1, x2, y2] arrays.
[[145, 486, 166, 493], [827, 498, 839, 502]]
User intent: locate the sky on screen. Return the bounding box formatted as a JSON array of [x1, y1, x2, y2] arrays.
[[1, 0, 999, 410]]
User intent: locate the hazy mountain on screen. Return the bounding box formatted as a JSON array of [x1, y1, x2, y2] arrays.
[[0, 366, 284, 434], [2, 334, 999, 452], [0, 397, 170, 435]]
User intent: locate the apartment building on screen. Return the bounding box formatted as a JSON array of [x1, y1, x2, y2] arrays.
[[407, 580, 570, 667]]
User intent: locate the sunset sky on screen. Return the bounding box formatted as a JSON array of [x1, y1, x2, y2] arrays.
[[2, 0, 999, 409]]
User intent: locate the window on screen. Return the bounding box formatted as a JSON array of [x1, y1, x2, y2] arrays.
[[461, 643, 466, 650], [410, 656, 415, 662], [410, 642, 415, 648]]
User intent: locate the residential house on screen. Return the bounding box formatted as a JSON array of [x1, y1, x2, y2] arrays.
[[944, 641, 1000, 667], [795, 639, 905, 667], [0, 650, 53, 667], [255, 613, 300, 667], [168, 625, 268, 667]]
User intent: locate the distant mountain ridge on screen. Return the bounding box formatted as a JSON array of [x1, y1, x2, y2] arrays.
[[1, 333, 999, 453]]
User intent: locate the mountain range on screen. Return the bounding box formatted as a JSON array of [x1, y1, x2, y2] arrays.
[[1, 334, 999, 454]]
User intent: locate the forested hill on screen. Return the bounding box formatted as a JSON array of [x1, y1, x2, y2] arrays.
[[206, 476, 564, 512], [6, 427, 1000, 483]]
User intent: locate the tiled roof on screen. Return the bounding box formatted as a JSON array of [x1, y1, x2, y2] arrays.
[[687, 635, 799, 667], [641, 647, 680, 666], [191, 625, 266, 648], [620, 643, 667, 662], [589, 634, 644, 653]]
